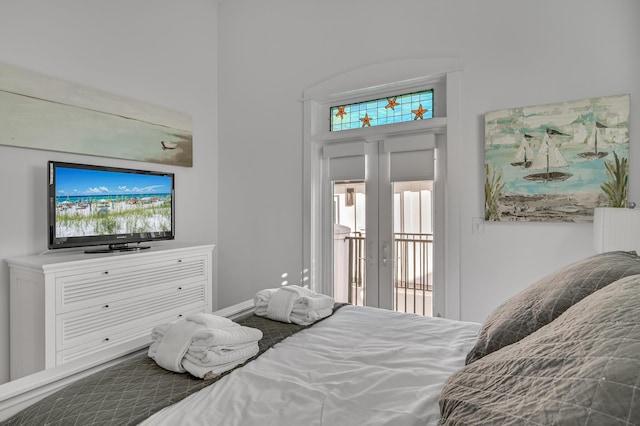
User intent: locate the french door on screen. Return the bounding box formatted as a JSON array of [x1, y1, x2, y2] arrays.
[[324, 134, 439, 315]]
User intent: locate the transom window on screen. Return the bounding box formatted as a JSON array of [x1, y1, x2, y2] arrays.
[[330, 89, 434, 132]]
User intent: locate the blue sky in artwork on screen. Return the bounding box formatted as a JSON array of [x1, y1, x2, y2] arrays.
[[55, 166, 172, 197]]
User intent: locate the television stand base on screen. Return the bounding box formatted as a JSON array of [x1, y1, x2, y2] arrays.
[[85, 243, 151, 254]]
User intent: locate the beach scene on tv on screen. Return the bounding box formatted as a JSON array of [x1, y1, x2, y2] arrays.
[[54, 166, 173, 238]]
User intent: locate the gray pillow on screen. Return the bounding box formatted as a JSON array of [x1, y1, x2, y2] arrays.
[[465, 250, 640, 364], [440, 274, 640, 425]]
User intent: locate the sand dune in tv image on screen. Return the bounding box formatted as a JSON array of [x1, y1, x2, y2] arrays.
[[55, 196, 172, 238], [0, 62, 193, 167]]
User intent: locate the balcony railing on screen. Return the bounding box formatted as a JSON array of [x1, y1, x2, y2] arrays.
[[343, 232, 433, 316]]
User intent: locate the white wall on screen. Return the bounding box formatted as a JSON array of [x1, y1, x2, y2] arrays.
[[0, 0, 637, 388], [0, 0, 218, 384], [217, 0, 640, 321]]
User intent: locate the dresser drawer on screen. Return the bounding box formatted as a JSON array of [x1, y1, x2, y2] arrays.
[[56, 305, 205, 365], [8, 243, 214, 380], [56, 283, 206, 351], [56, 254, 209, 314]]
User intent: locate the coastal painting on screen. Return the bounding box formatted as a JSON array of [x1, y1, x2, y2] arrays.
[[485, 94, 629, 222], [0, 62, 193, 167]]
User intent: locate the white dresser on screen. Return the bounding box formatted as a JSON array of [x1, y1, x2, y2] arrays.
[[7, 243, 214, 380]]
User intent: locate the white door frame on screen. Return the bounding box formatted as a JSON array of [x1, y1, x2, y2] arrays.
[[302, 57, 463, 319]]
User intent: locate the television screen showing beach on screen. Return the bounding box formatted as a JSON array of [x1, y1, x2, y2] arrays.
[[54, 167, 173, 238]]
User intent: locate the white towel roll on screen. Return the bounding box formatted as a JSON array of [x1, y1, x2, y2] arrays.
[[254, 285, 335, 325], [149, 313, 263, 378]]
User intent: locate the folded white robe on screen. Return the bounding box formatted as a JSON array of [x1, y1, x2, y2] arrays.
[[254, 285, 335, 325], [254, 286, 335, 311], [254, 305, 333, 326], [148, 313, 263, 378], [183, 343, 260, 379], [150, 323, 263, 354], [152, 319, 201, 373]]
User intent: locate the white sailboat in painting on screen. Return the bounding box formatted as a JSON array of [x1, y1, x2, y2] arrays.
[[524, 129, 572, 182], [578, 122, 608, 159], [511, 134, 535, 168]]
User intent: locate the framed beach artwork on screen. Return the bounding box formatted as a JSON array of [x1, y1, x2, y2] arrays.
[[484, 94, 630, 222], [0, 62, 193, 167]]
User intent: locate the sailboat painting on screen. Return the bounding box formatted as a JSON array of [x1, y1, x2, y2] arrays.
[[485, 94, 629, 222]]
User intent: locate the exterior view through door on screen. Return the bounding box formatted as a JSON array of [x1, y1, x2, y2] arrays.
[[303, 58, 463, 320], [333, 179, 434, 316]]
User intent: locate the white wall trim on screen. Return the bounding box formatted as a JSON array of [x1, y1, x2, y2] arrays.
[[303, 57, 463, 319], [302, 57, 462, 103], [212, 299, 255, 319]]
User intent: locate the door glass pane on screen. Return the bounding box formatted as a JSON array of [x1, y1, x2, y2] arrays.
[[333, 181, 365, 306], [393, 181, 433, 316]]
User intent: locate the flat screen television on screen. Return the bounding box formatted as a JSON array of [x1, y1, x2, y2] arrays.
[[48, 161, 175, 253]]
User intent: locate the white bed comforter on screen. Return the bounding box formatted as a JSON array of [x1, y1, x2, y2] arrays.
[[141, 305, 480, 426]]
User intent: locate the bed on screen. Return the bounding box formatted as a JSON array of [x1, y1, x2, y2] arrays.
[[2, 250, 640, 425]]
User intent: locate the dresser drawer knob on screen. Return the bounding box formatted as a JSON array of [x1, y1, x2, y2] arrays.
[[178, 314, 183, 318], [104, 304, 110, 308], [177, 287, 183, 291], [103, 271, 109, 275], [104, 337, 110, 342]]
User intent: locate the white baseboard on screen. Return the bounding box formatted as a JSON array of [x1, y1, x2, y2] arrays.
[[213, 299, 255, 319]]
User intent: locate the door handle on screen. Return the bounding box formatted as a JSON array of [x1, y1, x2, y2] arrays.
[[380, 241, 390, 266]]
